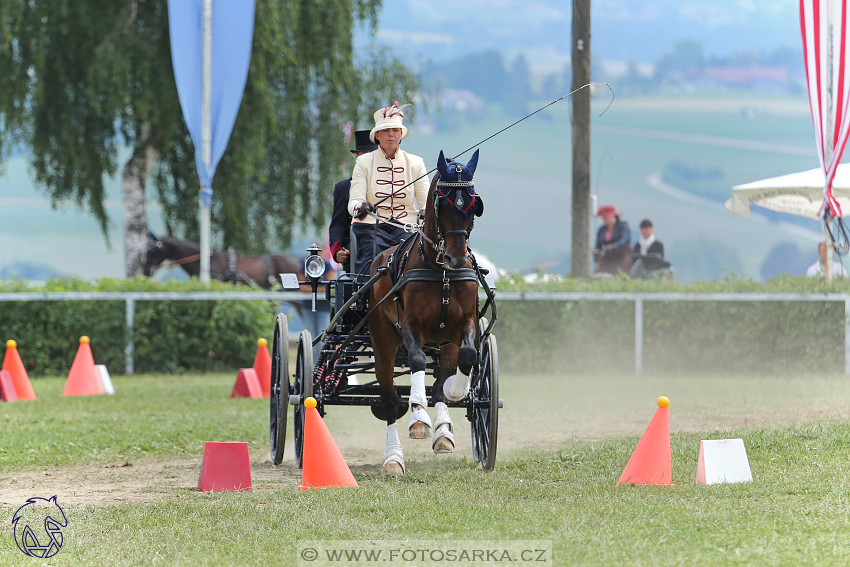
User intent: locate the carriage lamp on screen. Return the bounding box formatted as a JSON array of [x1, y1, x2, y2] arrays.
[[303, 244, 326, 312], [304, 250, 326, 280]]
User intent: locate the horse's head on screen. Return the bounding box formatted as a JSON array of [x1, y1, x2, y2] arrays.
[[429, 149, 483, 270], [142, 232, 167, 276]]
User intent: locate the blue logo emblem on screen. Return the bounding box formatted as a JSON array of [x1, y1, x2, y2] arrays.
[[12, 496, 68, 558]]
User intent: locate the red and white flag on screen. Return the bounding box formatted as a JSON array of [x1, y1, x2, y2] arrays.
[[800, 0, 850, 217]]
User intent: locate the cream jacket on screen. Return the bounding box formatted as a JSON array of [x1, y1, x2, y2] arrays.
[[348, 148, 429, 225]]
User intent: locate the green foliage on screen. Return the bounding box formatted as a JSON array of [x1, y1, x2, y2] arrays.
[[494, 275, 849, 375], [661, 159, 725, 200], [0, 1, 420, 253], [761, 241, 811, 280], [0, 278, 275, 376]]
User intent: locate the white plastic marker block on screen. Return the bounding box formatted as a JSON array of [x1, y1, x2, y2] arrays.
[[95, 364, 115, 395], [696, 438, 752, 485]]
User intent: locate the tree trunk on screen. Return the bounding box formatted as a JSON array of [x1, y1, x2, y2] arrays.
[[570, 0, 592, 278], [123, 122, 160, 277]]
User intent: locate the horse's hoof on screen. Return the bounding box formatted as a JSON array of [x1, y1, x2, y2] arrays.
[[409, 421, 431, 439], [381, 461, 405, 476], [432, 436, 455, 454]]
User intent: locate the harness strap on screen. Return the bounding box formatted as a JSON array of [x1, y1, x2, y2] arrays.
[[152, 253, 202, 273]]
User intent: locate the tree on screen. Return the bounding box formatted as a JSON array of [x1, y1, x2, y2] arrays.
[[761, 242, 809, 280], [0, 0, 420, 276], [655, 39, 705, 84]]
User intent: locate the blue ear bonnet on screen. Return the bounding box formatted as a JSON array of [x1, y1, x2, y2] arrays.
[[434, 149, 483, 217]]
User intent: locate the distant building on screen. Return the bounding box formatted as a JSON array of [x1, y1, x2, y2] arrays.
[[699, 66, 789, 90], [439, 89, 483, 113]]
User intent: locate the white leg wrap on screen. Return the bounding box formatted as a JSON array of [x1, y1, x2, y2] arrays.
[[383, 423, 405, 473], [408, 370, 432, 434], [409, 370, 428, 408], [433, 402, 453, 432], [443, 369, 470, 402]]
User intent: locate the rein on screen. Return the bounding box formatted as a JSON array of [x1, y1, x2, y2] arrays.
[[370, 83, 612, 208]]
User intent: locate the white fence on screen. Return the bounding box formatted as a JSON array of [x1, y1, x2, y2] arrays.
[[1, 291, 848, 375]]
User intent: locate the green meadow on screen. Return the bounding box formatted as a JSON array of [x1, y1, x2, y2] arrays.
[[2, 370, 850, 565]]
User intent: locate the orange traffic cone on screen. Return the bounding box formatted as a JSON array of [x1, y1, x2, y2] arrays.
[[62, 336, 103, 396], [618, 396, 672, 486], [0, 370, 19, 402], [197, 441, 252, 492], [253, 338, 272, 398], [299, 397, 358, 490], [3, 340, 36, 400], [231, 368, 263, 398]]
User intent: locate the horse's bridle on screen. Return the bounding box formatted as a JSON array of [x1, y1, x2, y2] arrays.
[[431, 164, 476, 268]]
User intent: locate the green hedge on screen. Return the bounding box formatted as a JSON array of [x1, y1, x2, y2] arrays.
[[0, 278, 277, 377], [496, 299, 844, 375], [2, 274, 847, 377], [494, 273, 850, 375]]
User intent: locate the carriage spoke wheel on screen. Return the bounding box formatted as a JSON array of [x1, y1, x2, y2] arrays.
[[270, 314, 290, 465], [470, 334, 499, 470], [293, 330, 314, 469]]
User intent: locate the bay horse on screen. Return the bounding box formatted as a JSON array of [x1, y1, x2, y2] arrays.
[[143, 233, 321, 289], [368, 149, 483, 475]]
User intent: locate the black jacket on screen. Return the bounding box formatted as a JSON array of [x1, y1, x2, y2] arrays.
[[329, 177, 353, 272]]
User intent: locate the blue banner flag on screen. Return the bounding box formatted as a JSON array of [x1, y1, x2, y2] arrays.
[[168, 0, 255, 208]]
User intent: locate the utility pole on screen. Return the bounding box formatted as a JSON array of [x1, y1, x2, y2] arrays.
[[570, 0, 592, 278]]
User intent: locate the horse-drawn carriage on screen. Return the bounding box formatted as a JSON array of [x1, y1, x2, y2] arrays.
[[269, 150, 502, 474]]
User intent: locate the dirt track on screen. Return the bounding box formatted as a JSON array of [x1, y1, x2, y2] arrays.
[[4, 372, 850, 507]]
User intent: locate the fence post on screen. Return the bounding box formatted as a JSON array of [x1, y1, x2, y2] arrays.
[[635, 296, 643, 375], [125, 298, 135, 375], [845, 299, 850, 375]]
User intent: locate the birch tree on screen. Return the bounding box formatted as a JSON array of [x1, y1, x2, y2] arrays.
[[0, 0, 419, 275]]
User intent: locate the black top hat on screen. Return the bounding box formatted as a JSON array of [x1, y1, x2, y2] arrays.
[[351, 130, 379, 154]]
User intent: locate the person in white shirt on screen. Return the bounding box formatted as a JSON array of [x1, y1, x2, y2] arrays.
[[806, 241, 848, 277], [347, 103, 429, 279]]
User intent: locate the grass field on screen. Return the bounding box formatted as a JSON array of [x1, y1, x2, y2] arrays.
[[2, 370, 850, 565]]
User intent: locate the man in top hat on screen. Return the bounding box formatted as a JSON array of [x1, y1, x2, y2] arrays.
[[329, 129, 378, 272], [348, 103, 429, 278]]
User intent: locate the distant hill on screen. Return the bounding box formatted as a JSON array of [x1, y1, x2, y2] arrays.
[[368, 0, 801, 72]]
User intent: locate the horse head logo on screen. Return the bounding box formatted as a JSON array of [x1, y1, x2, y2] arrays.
[[435, 149, 483, 217], [12, 496, 68, 558]]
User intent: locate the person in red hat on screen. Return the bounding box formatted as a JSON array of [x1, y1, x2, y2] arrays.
[[592, 204, 633, 276]]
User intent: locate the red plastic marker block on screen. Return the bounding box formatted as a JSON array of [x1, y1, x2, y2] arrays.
[[0, 370, 19, 402], [231, 368, 262, 399], [198, 441, 252, 492]]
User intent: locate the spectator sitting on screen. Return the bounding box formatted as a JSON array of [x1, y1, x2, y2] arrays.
[[806, 241, 848, 278], [592, 204, 632, 276], [630, 218, 670, 278]]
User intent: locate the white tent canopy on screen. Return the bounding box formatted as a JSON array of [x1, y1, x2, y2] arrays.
[[725, 164, 850, 219]]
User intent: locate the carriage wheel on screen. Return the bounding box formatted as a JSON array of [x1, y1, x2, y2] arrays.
[[470, 334, 499, 470], [293, 330, 314, 469], [470, 317, 489, 463], [270, 314, 290, 465]]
